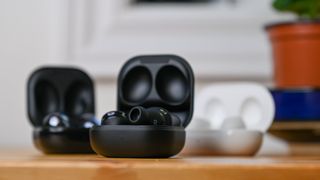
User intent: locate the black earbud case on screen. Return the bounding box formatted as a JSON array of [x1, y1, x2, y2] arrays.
[[90, 55, 194, 158], [27, 67, 95, 153]]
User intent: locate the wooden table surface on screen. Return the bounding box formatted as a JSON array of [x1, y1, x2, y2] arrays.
[[0, 146, 320, 180]]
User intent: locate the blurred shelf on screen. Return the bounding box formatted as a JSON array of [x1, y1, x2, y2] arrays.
[[270, 122, 320, 142]]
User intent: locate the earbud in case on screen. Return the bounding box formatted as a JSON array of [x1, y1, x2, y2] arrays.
[[27, 67, 98, 153], [90, 55, 194, 158]]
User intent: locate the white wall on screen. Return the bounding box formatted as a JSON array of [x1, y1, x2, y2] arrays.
[[0, 0, 62, 147]]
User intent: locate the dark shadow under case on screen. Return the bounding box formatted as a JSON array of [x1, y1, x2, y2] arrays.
[[90, 55, 194, 158], [27, 67, 95, 153]]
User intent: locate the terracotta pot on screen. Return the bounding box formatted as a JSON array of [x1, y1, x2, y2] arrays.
[[266, 22, 320, 88]]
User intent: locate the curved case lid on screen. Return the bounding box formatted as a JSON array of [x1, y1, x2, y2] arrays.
[[117, 55, 194, 127], [27, 67, 95, 127]]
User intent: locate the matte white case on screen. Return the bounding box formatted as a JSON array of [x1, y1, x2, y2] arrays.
[[183, 82, 275, 156]]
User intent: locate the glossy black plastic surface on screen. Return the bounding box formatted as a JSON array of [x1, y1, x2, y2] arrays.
[[90, 55, 194, 158], [27, 67, 95, 153]]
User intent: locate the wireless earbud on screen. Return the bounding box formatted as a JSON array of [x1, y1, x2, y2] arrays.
[[128, 106, 182, 126], [76, 113, 99, 128], [128, 106, 172, 125], [101, 111, 128, 125], [43, 112, 98, 129], [43, 113, 70, 128], [101, 106, 182, 126], [170, 113, 183, 127]]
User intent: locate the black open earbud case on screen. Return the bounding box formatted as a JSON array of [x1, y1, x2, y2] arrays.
[[90, 55, 194, 158], [27, 67, 95, 153]]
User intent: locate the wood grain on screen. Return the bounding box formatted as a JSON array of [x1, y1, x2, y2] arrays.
[[0, 148, 319, 180]]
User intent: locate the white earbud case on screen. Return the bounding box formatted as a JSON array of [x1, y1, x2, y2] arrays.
[[183, 82, 275, 156]]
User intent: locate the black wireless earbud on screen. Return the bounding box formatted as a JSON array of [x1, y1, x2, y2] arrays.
[[101, 106, 182, 126], [76, 113, 99, 128], [43, 112, 98, 129], [101, 111, 128, 125], [128, 106, 173, 125], [43, 113, 70, 128], [170, 113, 183, 127]]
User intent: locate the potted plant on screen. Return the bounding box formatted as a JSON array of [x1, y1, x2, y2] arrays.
[[266, 0, 320, 88]]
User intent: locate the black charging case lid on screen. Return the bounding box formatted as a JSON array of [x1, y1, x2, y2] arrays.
[[117, 55, 194, 127], [27, 67, 95, 127]]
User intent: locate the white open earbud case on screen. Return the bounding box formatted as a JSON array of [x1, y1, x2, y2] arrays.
[[183, 82, 275, 156]]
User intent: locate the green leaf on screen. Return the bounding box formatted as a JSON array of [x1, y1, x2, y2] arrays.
[[272, 0, 320, 20]]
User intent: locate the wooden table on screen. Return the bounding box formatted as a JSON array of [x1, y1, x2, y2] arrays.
[[0, 147, 319, 180]]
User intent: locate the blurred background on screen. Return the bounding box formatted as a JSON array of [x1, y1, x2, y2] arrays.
[[0, 0, 293, 148]]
